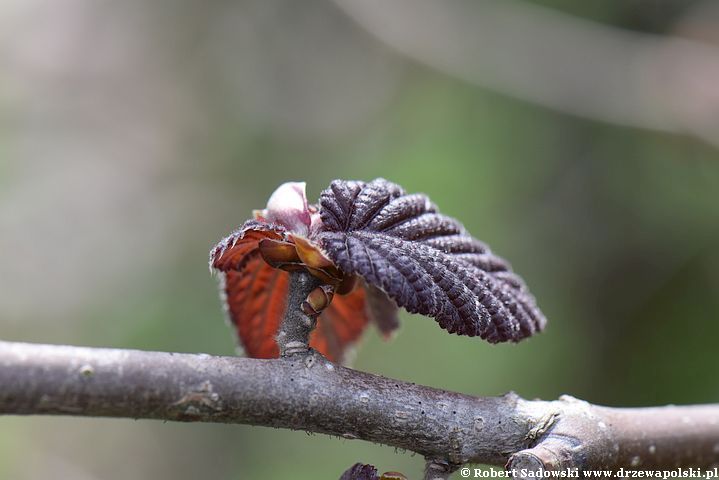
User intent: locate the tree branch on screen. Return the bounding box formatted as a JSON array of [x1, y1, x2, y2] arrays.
[[276, 270, 322, 356], [1, 341, 718, 473]]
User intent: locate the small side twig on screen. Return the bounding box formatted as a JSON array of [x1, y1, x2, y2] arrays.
[[507, 395, 719, 478], [276, 270, 322, 356]]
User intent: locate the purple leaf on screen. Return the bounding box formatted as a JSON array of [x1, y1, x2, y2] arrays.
[[364, 282, 400, 337], [339, 463, 379, 480], [316, 178, 546, 343]]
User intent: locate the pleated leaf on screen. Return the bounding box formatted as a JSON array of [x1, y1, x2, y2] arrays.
[[316, 178, 546, 343]]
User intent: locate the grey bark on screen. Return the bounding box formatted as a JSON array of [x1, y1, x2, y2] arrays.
[[276, 270, 322, 356], [1, 340, 718, 474]]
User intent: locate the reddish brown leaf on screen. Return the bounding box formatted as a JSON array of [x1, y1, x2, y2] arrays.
[[310, 286, 371, 363], [222, 251, 371, 362], [210, 220, 286, 272], [223, 253, 287, 358]]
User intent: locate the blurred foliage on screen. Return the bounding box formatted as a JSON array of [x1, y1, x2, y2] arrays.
[[1, 0, 718, 479]]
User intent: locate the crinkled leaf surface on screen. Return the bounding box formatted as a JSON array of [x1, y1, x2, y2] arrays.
[[316, 178, 546, 343]]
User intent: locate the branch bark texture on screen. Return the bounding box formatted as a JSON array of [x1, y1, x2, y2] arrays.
[[1, 341, 718, 473], [276, 270, 322, 356]]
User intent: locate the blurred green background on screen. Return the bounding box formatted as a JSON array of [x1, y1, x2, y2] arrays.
[[2, 0, 719, 478]]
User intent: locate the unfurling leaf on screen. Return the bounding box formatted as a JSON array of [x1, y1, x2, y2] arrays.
[[210, 188, 386, 363], [210, 178, 546, 362], [316, 179, 546, 343]]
